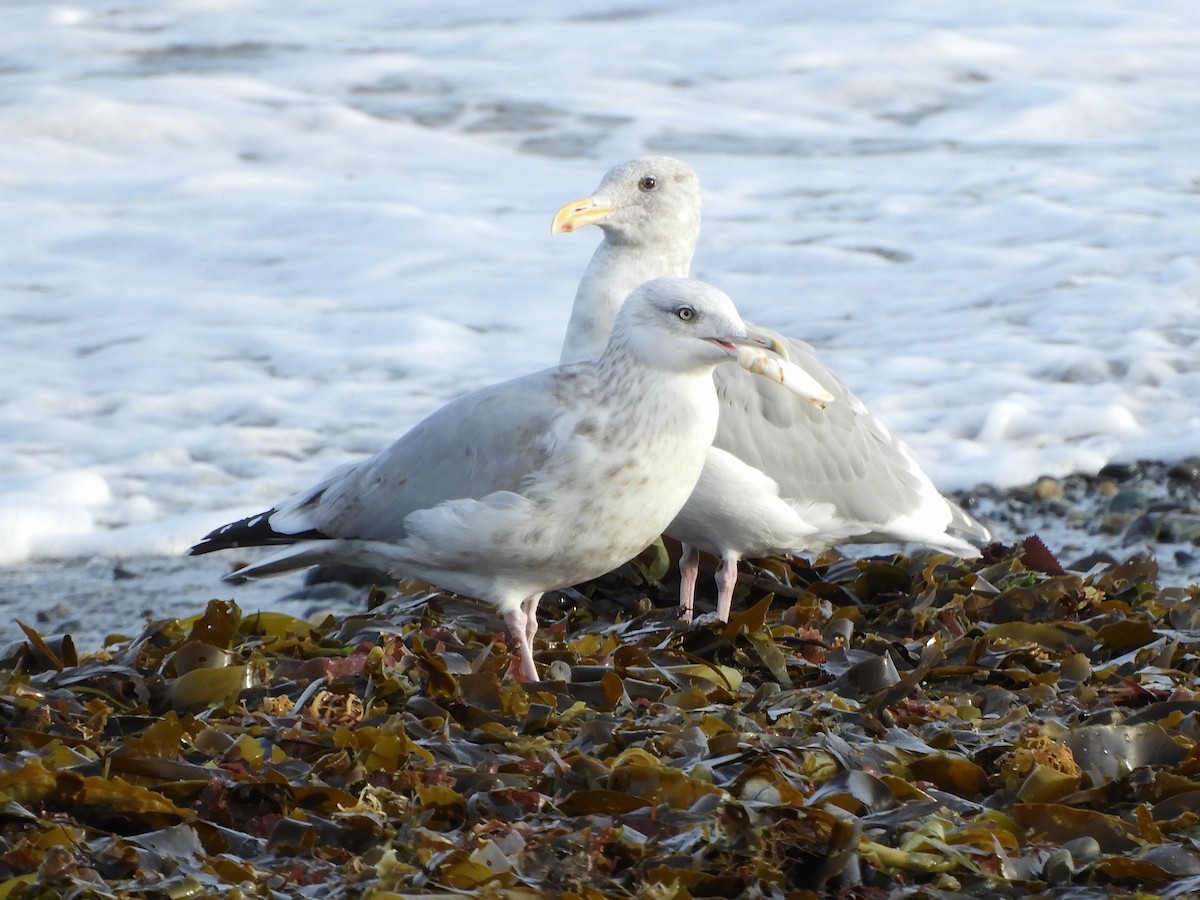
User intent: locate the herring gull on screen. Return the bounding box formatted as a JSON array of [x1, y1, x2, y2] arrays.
[[552, 156, 991, 623], [189, 278, 833, 680]]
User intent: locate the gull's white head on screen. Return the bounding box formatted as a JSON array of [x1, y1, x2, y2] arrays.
[[611, 278, 750, 373], [551, 156, 701, 249], [611, 279, 835, 409]]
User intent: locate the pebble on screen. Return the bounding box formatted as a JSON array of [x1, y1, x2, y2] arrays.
[[1169, 458, 1200, 482], [1109, 488, 1152, 513], [1063, 836, 1101, 861], [1043, 849, 1074, 884], [1098, 461, 1141, 481], [1033, 477, 1065, 501], [7, 459, 1198, 655]]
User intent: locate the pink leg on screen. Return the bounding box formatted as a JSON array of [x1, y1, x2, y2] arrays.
[[715, 552, 741, 622], [503, 603, 539, 681], [523, 594, 541, 647], [678, 543, 700, 624]]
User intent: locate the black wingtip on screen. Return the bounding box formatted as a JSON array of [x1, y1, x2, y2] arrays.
[[187, 508, 327, 558], [186, 530, 227, 556], [186, 538, 226, 557]]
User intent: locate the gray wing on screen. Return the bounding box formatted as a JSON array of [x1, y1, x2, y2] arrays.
[[712, 325, 983, 542], [277, 365, 586, 541]]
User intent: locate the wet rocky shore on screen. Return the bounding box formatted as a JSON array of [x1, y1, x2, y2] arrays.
[[1, 459, 1196, 656], [962, 458, 1200, 590]]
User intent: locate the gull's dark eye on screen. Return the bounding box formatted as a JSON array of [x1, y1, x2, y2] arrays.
[[676, 306, 695, 321], [638, 175, 657, 192]]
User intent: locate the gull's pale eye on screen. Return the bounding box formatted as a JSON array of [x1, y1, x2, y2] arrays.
[[676, 306, 695, 321], [638, 175, 657, 192]]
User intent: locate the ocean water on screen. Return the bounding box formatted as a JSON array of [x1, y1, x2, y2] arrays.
[[2, 1, 1197, 646]]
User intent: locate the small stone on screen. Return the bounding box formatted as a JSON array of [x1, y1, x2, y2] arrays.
[[1099, 461, 1141, 481], [1043, 848, 1074, 884], [1096, 479, 1119, 498], [1033, 476, 1065, 501], [1063, 836, 1101, 861], [545, 659, 572, 682], [1122, 511, 1162, 540], [1109, 488, 1151, 513], [1168, 459, 1200, 482]]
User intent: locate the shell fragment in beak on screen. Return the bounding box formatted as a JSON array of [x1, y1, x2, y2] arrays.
[[735, 346, 835, 409]]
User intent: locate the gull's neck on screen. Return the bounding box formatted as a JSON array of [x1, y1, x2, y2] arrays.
[[560, 236, 694, 365]]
